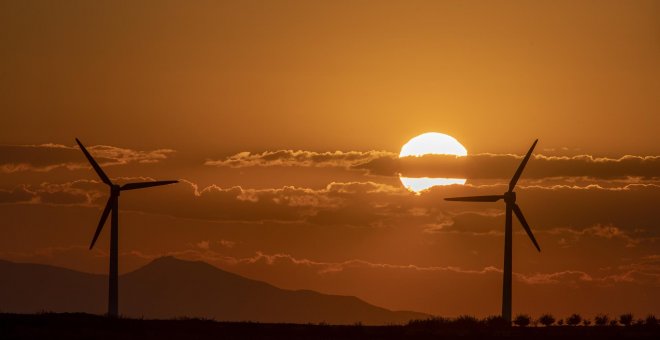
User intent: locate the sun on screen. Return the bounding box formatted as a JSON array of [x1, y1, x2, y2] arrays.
[[399, 132, 467, 193], [400, 132, 467, 157]]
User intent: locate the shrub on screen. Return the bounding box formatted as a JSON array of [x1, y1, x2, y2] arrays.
[[483, 315, 509, 328], [609, 319, 618, 326], [619, 313, 634, 326], [645, 314, 658, 327], [594, 314, 609, 326], [453, 315, 480, 328], [567, 314, 582, 326], [557, 319, 564, 326], [407, 317, 451, 328], [538, 314, 556, 327], [513, 314, 531, 327], [582, 319, 591, 326]]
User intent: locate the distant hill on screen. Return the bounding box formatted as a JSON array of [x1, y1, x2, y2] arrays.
[[0, 257, 427, 324]]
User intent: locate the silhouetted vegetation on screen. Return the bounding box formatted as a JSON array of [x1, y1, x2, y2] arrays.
[[482, 315, 510, 328], [513, 314, 531, 327], [1, 313, 659, 340], [453, 315, 480, 328], [406, 316, 451, 328], [595, 314, 610, 326], [567, 313, 582, 326], [538, 313, 556, 327], [620, 313, 634, 326]]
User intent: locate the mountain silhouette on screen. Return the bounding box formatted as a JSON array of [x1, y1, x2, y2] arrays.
[[0, 257, 427, 324]]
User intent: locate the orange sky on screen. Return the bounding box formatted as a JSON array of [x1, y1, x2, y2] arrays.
[[0, 0, 658, 318]]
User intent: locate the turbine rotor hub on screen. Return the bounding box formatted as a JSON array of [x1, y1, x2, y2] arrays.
[[111, 185, 121, 196], [503, 191, 516, 204]]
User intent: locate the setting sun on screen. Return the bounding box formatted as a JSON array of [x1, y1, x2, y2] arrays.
[[399, 132, 468, 157], [399, 132, 468, 193]]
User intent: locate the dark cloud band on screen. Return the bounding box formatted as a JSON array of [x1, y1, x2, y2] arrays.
[[204, 149, 660, 180], [356, 153, 660, 180], [0, 144, 175, 173], [205, 150, 394, 168]]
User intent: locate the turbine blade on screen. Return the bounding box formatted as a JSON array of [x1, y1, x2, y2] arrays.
[[512, 203, 541, 252], [509, 139, 538, 192], [444, 195, 504, 202], [76, 138, 112, 185], [121, 180, 179, 191], [89, 197, 113, 249]]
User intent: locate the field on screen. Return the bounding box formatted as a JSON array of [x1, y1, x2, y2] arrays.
[[1, 313, 658, 340]]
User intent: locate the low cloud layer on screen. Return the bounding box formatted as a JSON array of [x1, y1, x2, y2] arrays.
[[0, 144, 175, 173], [360, 154, 660, 180], [205, 150, 393, 168], [7, 144, 658, 182], [205, 149, 660, 180], [5, 245, 657, 289], [5, 178, 659, 242]]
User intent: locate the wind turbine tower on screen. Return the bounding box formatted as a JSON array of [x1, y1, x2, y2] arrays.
[[445, 140, 541, 322], [76, 138, 178, 317]]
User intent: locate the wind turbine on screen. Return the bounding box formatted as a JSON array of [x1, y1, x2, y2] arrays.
[[76, 138, 178, 318], [444, 139, 540, 323]]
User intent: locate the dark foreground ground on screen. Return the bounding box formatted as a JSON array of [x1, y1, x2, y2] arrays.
[[1, 313, 658, 340]]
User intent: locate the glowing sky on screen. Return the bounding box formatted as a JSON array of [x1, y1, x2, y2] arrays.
[[0, 0, 659, 318]]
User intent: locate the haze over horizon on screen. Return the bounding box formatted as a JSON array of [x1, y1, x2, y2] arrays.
[[1, 0, 658, 319]]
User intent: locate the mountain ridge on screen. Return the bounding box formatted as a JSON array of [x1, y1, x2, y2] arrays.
[[0, 256, 428, 324]]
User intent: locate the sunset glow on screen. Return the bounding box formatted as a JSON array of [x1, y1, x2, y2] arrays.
[[1, 1, 658, 328]]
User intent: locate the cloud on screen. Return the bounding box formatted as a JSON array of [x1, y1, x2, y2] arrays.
[[195, 239, 235, 250], [515, 256, 660, 286], [205, 150, 396, 168], [155, 181, 407, 224], [612, 255, 660, 285], [6, 178, 660, 240], [0, 180, 108, 206], [81, 145, 175, 166], [220, 251, 660, 286], [356, 153, 660, 180], [205, 149, 660, 181], [434, 183, 660, 234], [516, 270, 594, 285], [544, 224, 651, 248], [34, 181, 103, 205], [221, 251, 504, 276], [0, 143, 175, 173], [425, 209, 504, 235], [14, 244, 654, 287], [0, 186, 35, 203]]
